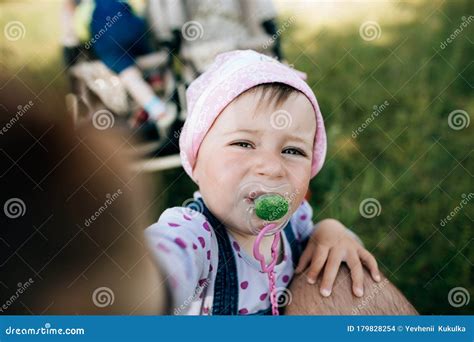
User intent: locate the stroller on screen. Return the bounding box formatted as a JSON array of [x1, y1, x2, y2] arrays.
[[66, 49, 187, 171], [149, 0, 283, 84], [65, 0, 282, 172]]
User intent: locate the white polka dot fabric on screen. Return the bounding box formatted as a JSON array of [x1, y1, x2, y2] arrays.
[[145, 193, 315, 315]]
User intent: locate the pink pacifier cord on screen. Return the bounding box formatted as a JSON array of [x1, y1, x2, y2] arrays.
[[253, 223, 281, 316]]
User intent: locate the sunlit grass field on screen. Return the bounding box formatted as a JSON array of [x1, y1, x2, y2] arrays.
[[289, 1, 473, 315], [162, 0, 474, 315]]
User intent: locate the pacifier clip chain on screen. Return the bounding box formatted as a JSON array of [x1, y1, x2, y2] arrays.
[[250, 192, 290, 316], [253, 223, 281, 316]]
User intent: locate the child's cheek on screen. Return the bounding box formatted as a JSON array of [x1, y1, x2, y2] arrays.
[[288, 167, 311, 206], [200, 150, 246, 197], [216, 150, 250, 174]]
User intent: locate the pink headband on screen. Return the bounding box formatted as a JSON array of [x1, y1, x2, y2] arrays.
[[179, 50, 327, 182]]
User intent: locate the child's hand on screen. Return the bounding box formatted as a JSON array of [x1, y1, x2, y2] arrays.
[[294, 219, 381, 298]]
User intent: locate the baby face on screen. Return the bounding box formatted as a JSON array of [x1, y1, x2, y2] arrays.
[[193, 89, 316, 236]]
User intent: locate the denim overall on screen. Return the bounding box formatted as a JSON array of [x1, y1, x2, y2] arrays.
[[192, 197, 306, 315]]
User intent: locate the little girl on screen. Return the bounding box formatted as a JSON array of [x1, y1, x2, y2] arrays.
[[145, 50, 381, 315]]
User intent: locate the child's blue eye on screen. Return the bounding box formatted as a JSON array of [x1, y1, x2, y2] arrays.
[[282, 148, 306, 156]]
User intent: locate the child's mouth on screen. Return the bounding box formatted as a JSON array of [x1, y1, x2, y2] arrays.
[[237, 182, 293, 235], [244, 191, 268, 204]]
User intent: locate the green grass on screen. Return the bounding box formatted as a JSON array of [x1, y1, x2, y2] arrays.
[[282, 0, 473, 314], [0, 1, 67, 109], [162, 0, 473, 314]]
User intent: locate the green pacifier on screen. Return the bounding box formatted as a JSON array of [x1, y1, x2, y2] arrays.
[[254, 194, 289, 221]]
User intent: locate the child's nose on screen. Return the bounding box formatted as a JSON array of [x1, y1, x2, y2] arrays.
[[254, 151, 285, 179]]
